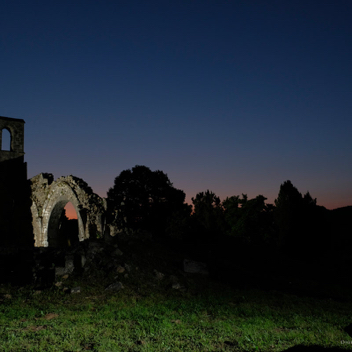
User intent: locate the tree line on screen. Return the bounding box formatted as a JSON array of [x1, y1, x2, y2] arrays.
[[106, 165, 336, 260]]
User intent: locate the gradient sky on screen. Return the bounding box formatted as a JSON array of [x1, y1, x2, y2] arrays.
[[1, 0, 352, 213]]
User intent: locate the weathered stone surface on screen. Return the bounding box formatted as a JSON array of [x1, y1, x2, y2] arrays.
[[88, 241, 105, 254], [116, 265, 125, 273], [154, 270, 165, 280], [30, 174, 106, 247], [172, 283, 182, 290], [81, 254, 86, 268], [65, 255, 75, 274], [105, 282, 124, 291], [112, 248, 123, 256], [71, 287, 81, 294], [54, 254, 76, 276], [55, 267, 66, 277], [183, 259, 208, 275]]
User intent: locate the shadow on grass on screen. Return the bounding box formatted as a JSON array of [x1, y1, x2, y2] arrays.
[[344, 323, 352, 337], [283, 345, 349, 351]]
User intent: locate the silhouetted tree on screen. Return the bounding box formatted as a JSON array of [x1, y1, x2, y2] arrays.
[[273, 180, 330, 258], [223, 194, 274, 247], [301, 191, 332, 256], [191, 190, 226, 243], [107, 165, 186, 236], [274, 180, 303, 253], [330, 206, 352, 253], [165, 204, 192, 240], [222, 194, 245, 239], [302, 191, 316, 207]]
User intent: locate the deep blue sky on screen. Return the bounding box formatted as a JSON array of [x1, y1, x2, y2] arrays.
[[1, 0, 351, 210]]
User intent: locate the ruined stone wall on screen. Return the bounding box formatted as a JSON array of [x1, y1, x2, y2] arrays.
[[30, 174, 106, 247], [0, 116, 108, 250]]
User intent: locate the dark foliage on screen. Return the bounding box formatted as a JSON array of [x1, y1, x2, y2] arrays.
[[107, 165, 186, 236], [223, 194, 274, 247], [274, 180, 331, 258], [274, 180, 303, 252], [191, 190, 226, 243], [330, 206, 352, 250], [106, 168, 347, 280], [164, 203, 193, 240]]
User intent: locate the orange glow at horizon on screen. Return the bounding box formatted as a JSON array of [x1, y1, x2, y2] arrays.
[[64, 192, 348, 222], [64, 202, 77, 220]]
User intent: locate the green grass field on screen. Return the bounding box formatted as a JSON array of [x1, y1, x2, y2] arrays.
[[1, 237, 352, 351]]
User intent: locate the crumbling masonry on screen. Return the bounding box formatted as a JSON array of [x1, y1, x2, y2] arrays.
[[0, 116, 106, 248], [30, 174, 106, 247]]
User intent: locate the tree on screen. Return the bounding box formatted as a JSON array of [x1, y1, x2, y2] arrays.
[[107, 165, 186, 236], [274, 180, 333, 259], [191, 190, 226, 242], [223, 194, 274, 246], [274, 180, 303, 252], [165, 203, 193, 240], [301, 191, 332, 255]]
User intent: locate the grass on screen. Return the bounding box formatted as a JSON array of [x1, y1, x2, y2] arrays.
[[1, 237, 352, 351], [1, 280, 352, 351]]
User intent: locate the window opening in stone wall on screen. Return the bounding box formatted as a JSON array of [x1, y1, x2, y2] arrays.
[[48, 201, 79, 247], [59, 202, 79, 247], [65, 202, 78, 220], [1, 128, 11, 151]]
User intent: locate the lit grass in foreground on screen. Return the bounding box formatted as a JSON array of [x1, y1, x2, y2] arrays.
[[0, 280, 351, 352]]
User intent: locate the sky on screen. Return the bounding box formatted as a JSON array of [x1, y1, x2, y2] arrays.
[[1, 0, 352, 216]]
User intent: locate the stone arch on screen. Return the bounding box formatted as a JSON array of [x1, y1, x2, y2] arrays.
[[41, 183, 87, 247], [30, 174, 106, 247]]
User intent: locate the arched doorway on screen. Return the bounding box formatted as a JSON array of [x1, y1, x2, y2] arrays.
[[40, 185, 87, 248], [48, 200, 81, 247], [55, 202, 79, 247]]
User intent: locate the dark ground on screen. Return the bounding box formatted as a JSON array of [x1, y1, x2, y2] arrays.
[[1, 232, 352, 304]]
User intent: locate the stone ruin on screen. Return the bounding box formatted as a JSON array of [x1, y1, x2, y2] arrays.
[[30, 173, 106, 247], [0, 115, 200, 288], [0, 115, 107, 249]]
